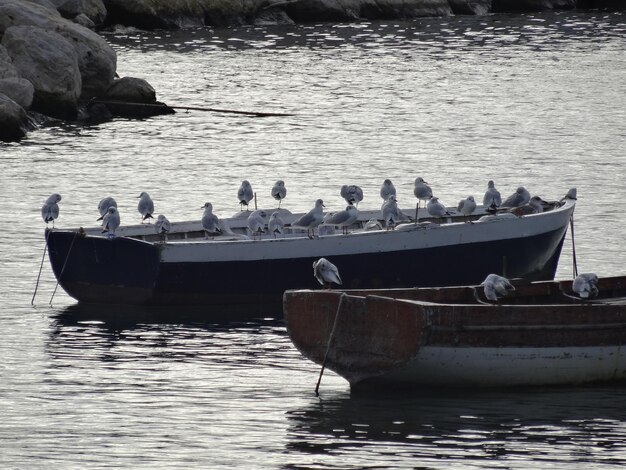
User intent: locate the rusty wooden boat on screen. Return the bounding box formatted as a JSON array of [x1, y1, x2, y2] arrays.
[[283, 276, 626, 390]]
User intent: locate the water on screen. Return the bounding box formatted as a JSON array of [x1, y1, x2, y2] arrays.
[[1, 10, 626, 468]]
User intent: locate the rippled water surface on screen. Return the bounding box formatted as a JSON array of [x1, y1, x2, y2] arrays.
[[1, 10, 626, 468]]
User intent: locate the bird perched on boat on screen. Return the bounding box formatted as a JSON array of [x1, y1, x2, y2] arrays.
[[201, 202, 222, 237], [427, 197, 450, 218], [97, 196, 117, 219], [247, 210, 266, 239], [481, 273, 515, 302], [572, 273, 599, 299], [501, 186, 531, 208], [380, 179, 396, 202], [271, 180, 287, 208], [413, 177, 433, 208], [457, 195, 477, 217], [324, 205, 359, 235], [237, 180, 254, 211], [560, 187, 577, 203], [381, 195, 410, 229], [313, 258, 342, 289], [509, 196, 544, 217], [137, 191, 154, 223], [341, 185, 364, 207], [291, 199, 325, 238], [41, 193, 61, 227], [155, 214, 171, 237], [268, 211, 285, 238], [483, 180, 502, 209], [101, 206, 120, 236]]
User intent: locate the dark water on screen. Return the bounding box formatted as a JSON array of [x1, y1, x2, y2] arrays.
[[1, 10, 626, 468]]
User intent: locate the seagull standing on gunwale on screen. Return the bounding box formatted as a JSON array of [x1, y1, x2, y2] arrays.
[[247, 210, 266, 239], [481, 273, 515, 302], [268, 211, 285, 237], [501, 186, 531, 208], [457, 195, 477, 216], [238, 180, 254, 211], [201, 202, 222, 237], [137, 192, 154, 223], [41, 193, 61, 227], [427, 197, 450, 218], [313, 258, 342, 289], [341, 185, 364, 207], [155, 214, 171, 235], [413, 177, 433, 208], [97, 196, 117, 219], [324, 205, 359, 235], [291, 199, 325, 238], [381, 195, 410, 229], [380, 179, 397, 202], [271, 180, 287, 208], [101, 206, 120, 235], [483, 180, 502, 208]]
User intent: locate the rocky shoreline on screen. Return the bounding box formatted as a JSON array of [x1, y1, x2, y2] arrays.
[[0, 0, 622, 142]]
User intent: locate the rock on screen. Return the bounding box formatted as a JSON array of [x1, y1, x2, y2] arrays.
[[491, 0, 575, 10], [98, 76, 175, 118], [16, 0, 60, 14], [0, 44, 18, 79], [0, 93, 30, 142], [0, 0, 116, 98], [53, 0, 107, 25], [2, 25, 81, 119], [0, 77, 35, 108], [72, 12, 95, 28], [448, 0, 491, 14], [103, 0, 209, 29]]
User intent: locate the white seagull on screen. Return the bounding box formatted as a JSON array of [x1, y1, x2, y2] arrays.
[[268, 211, 285, 237], [313, 258, 342, 289], [271, 180, 287, 208], [137, 191, 154, 223], [380, 179, 396, 202], [340, 184, 364, 207], [483, 180, 502, 208], [427, 197, 450, 218], [201, 202, 222, 237], [247, 210, 266, 239], [501, 186, 531, 208], [238, 180, 254, 211], [41, 193, 61, 227], [291, 199, 325, 238], [481, 274, 515, 302], [413, 177, 433, 208], [101, 206, 120, 236], [381, 195, 410, 229], [155, 214, 171, 236], [572, 273, 599, 299], [324, 205, 359, 235], [97, 196, 117, 219], [457, 195, 477, 216]]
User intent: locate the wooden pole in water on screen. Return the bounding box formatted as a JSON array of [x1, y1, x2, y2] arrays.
[[90, 100, 295, 117]]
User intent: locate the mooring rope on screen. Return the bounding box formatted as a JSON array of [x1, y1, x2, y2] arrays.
[[31, 229, 51, 306], [49, 231, 79, 306], [570, 214, 578, 279], [315, 292, 346, 397]]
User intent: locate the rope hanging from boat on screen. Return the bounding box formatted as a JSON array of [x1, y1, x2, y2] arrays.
[[315, 292, 346, 397], [49, 231, 79, 306], [570, 214, 579, 278], [31, 229, 51, 306]]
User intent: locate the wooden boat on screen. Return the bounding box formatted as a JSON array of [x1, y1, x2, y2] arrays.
[[284, 276, 626, 389], [45, 189, 576, 311]]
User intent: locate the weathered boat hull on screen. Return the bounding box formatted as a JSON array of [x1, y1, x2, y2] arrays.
[[46, 197, 575, 311], [284, 277, 626, 389]]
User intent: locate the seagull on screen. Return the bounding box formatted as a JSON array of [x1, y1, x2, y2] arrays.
[[237, 180, 254, 211], [427, 197, 450, 218], [268, 211, 285, 237], [380, 179, 396, 202], [41, 193, 61, 227], [271, 180, 287, 208], [381, 195, 410, 229], [340, 185, 364, 207], [481, 273, 515, 302], [413, 177, 433, 208], [313, 258, 342, 289], [457, 196, 477, 216], [291, 199, 325, 238], [247, 210, 266, 239], [101, 206, 120, 236], [137, 191, 154, 223], [509, 196, 544, 217], [572, 273, 599, 299], [501, 186, 531, 208], [201, 202, 222, 237], [483, 180, 501, 209], [155, 214, 171, 236], [97, 196, 117, 219], [324, 205, 359, 234]]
